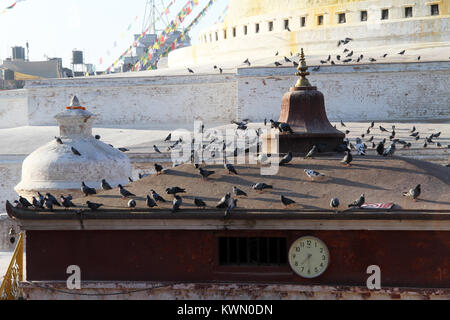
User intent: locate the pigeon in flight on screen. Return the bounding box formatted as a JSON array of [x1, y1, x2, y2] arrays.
[[165, 133, 172, 141], [95, 135, 101, 140], [151, 189, 166, 202], [379, 126, 389, 132], [146, 195, 158, 208], [284, 56, 291, 63], [304, 169, 325, 181], [369, 58, 377, 62], [243, 58, 251, 66], [187, 68, 194, 73], [233, 186, 247, 197], [398, 50, 406, 55], [55, 137, 63, 144], [403, 184, 421, 201], [86, 201, 103, 211], [153, 145, 162, 153], [71, 147, 81, 156], [281, 195, 296, 207], [279, 151, 293, 166], [118, 184, 135, 199], [348, 194, 365, 208], [81, 182, 96, 196], [101, 179, 112, 190], [275, 62, 282, 67]]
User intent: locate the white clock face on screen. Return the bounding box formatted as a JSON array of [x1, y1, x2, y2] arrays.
[[288, 236, 330, 278]]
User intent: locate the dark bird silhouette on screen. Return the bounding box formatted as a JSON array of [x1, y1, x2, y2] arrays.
[[146, 195, 158, 208], [194, 198, 206, 208], [398, 50, 406, 55], [341, 151, 353, 166], [330, 198, 340, 210], [216, 193, 231, 209], [165, 133, 172, 141], [153, 145, 161, 153], [252, 183, 273, 192], [382, 53, 388, 58], [243, 58, 251, 66], [81, 182, 96, 196], [379, 126, 388, 132], [376, 141, 385, 155], [369, 58, 377, 62], [101, 179, 112, 190], [151, 189, 166, 202], [274, 62, 282, 67], [32, 196, 43, 209], [225, 163, 238, 174], [284, 56, 291, 63], [281, 195, 296, 207], [336, 55, 341, 61], [71, 147, 81, 156], [118, 147, 129, 152], [199, 167, 215, 180], [119, 184, 135, 199], [187, 68, 194, 73], [154, 163, 164, 175], [233, 186, 247, 197], [86, 201, 103, 211], [166, 187, 186, 195], [46, 193, 61, 206], [55, 137, 63, 144], [61, 195, 76, 208], [279, 151, 293, 166], [19, 196, 32, 208], [94, 135, 101, 140]]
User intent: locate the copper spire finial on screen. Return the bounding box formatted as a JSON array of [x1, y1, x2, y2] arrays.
[[70, 96, 81, 107], [295, 48, 312, 87]]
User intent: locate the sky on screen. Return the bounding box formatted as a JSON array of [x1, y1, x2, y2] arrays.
[[0, 0, 229, 70]]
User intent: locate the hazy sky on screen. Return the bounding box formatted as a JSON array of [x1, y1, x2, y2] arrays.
[[0, 0, 229, 70]]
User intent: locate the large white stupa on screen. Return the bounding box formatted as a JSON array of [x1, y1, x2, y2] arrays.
[[15, 96, 132, 199]]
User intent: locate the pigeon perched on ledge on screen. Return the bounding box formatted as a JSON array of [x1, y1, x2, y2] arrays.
[[403, 184, 421, 201]]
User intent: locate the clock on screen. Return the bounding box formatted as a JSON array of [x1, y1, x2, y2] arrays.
[[288, 236, 330, 278]]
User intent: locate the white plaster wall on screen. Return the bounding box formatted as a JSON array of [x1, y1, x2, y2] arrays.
[[236, 62, 450, 122], [0, 90, 28, 128], [25, 75, 237, 127]]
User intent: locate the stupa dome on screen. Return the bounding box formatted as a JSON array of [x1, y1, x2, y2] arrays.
[[15, 96, 132, 198]]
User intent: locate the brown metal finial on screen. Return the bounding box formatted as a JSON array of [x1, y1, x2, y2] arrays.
[[295, 48, 312, 87]]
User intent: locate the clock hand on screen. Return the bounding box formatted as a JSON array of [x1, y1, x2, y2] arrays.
[[301, 253, 312, 265]]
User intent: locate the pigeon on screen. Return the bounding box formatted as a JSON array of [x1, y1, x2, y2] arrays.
[[37, 192, 45, 207], [340, 120, 346, 127], [71, 147, 81, 156], [46, 193, 61, 206], [95, 135, 101, 140], [403, 184, 421, 201], [81, 182, 96, 196], [304, 145, 318, 159], [382, 54, 388, 58], [355, 138, 366, 155], [270, 119, 281, 129], [398, 50, 406, 55], [19, 196, 33, 208], [304, 169, 325, 181], [293, 61, 299, 67], [32, 196, 43, 209], [410, 132, 419, 137], [146, 195, 158, 208], [217, 193, 231, 208], [224, 198, 237, 217], [44, 198, 54, 211], [281, 195, 296, 207], [199, 167, 215, 179], [284, 56, 291, 63], [431, 132, 441, 138], [370, 121, 375, 128], [153, 145, 162, 153], [410, 126, 416, 133], [278, 123, 294, 134], [233, 186, 247, 197], [118, 184, 135, 198], [417, 56, 421, 61], [55, 137, 63, 144], [320, 60, 327, 64], [61, 195, 76, 208], [275, 51, 279, 56], [86, 201, 103, 211], [341, 151, 353, 166], [187, 68, 194, 73], [219, 68, 223, 74], [330, 198, 340, 210], [194, 198, 206, 208], [166, 187, 186, 195], [172, 195, 182, 212], [369, 58, 376, 62], [118, 147, 129, 152], [128, 177, 134, 183], [225, 163, 238, 174], [101, 179, 112, 190], [383, 143, 396, 157], [252, 183, 273, 192], [279, 151, 293, 166], [274, 62, 282, 67], [128, 199, 137, 209], [336, 55, 341, 61], [348, 194, 365, 208], [368, 136, 374, 142], [243, 58, 251, 66], [154, 163, 164, 175], [151, 189, 166, 202], [13, 200, 22, 208], [164, 133, 172, 141], [379, 126, 389, 132]]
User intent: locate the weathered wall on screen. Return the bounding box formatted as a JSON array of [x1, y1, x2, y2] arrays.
[[236, 62, 450, 122], [24, 75, 237, 127], [0, 89, 28, 128]]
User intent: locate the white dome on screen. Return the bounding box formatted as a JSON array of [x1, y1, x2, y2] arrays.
[[15, 97, 132, 196]]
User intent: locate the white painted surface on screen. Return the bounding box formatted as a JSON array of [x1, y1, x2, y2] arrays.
[[14, 106, 132, 198], [236, 62, 450, 122], [0, 90, 28, 129]]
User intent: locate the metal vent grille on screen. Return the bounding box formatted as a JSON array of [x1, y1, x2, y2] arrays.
[[219, 237, 287, 266]]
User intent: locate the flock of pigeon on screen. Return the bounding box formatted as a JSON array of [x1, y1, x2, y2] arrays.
[[13, 117, 433, 216]]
